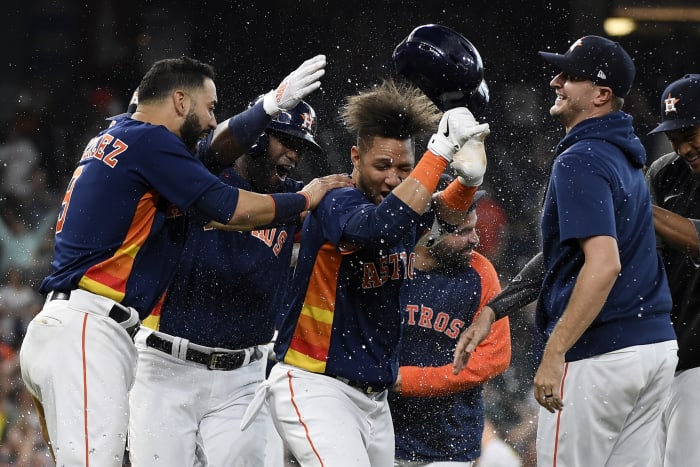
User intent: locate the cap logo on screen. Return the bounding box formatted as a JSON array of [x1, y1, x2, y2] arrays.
[[597, 70, 607, 80], [664, 93, 680, 115], [300, 112, 314, 131], [568, 39, 583, 53]]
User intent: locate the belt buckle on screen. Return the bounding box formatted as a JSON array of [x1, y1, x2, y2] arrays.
[[207, 351, 242, 370]]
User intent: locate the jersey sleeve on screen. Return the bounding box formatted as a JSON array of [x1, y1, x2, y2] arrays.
[[399, 317, 511, 397], [552, 151, 617, 242], [318, 188, 421, 249]]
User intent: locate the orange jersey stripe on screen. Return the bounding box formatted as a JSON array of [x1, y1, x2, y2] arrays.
[[79, 191, 159, 301], [285, 243, 341, 372], [142, 289, 166, 330]]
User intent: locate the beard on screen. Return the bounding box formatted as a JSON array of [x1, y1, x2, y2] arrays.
[[180, 110, 204, 152], [246, 155, 283, 194], [431, 244, 473, 273]]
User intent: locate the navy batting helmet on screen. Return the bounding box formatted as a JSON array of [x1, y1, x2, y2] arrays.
[[248, 99, 323, 157], [393, 24, 486, 112]]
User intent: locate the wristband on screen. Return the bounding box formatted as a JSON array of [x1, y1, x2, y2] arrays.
[[439, 181, 477, 211], [410, 152, 449, 193], [268, 193, 308, 223]]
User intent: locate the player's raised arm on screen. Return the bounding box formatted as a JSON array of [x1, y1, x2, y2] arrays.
[[208, 55, 327, 163], [453, 252, 544, 373]]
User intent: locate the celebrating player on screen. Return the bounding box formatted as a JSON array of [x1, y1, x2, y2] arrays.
[[645, 73, 700, 467], [127, 97, 326, 466], [17, 55, 350, 466], [239, 78, 490, 466], [390, 181, 511, 466], [454, 36, 678, 467]]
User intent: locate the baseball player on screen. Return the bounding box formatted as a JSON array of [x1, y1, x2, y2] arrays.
[[17, 55, 349, 466], [390, 183, 511, 466], [645, 74, 700, 467], [455, 36, 678, 467], [128, 98, 326, 466], [239, 78, 491, 467]]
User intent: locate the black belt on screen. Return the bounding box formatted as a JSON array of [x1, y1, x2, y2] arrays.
[[47, 290, 139, 340], [331, 375, 388, 395], [146, 333, 263, 371]]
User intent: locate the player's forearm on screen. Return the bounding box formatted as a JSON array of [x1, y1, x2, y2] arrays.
[[432, 179, 478, 226], [489, 252, 544, 320], [227, 191, 308, 230], [653, 205, 700, 259], [209, 99, 271, 165], [393, 152, 448, 215]]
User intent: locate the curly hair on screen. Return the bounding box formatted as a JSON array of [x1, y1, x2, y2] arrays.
[[340, 79, 439, 148]]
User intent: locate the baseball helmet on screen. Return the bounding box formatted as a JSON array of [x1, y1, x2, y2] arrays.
[[248, 98, 323, 157], [648, 74, 700, 135], [393, 24, 485, 112]]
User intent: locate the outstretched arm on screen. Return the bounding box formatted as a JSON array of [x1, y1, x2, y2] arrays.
[[453, 252, 543, 373], [208, 55, 327, 165], [215, 174, 353, 231], [653, 205, 700, 260]]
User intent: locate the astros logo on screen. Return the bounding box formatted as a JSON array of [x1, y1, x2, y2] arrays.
[[300, 112, 314, 131], [664, 93, 680, 114], [568, 38, 583, 53]]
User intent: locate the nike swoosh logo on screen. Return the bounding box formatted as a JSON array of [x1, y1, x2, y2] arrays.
[[443, 116, 450, 137], [663, 193, 681, 203]]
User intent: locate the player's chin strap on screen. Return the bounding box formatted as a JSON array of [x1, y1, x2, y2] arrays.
[[240, 379, 272, 431]]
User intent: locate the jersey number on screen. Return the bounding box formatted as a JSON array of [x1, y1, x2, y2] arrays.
[[56, 165, 85, 233]]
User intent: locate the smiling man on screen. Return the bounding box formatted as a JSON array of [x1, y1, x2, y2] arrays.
[[252, 79, 491, 466], [645, 73, 700, 467], [530, 36, 678, 467]]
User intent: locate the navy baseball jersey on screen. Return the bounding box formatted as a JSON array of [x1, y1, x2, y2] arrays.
[[391, 252, 510, 462], [40, 117, 240, 317], [274, 188, 428, 388], [154, 167, 303, 349], [647, 151, 700, 372]]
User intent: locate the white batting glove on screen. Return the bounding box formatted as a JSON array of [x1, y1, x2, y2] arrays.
[[452, 126, 490, 186], [427, 107, 489, 162], [263, 55, 326, 116]]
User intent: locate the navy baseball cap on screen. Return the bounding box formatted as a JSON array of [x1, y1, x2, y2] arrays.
[[648, 74, 700, 135], [539, 35, 636, 97]]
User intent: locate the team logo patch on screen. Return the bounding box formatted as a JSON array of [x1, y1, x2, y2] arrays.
[[568, 38, 583, 53], [664, 93, 680, 114], [300, 112, 314, 131], [597, 70, 607, 80]]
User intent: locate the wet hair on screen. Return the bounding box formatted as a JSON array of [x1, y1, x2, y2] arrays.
[[340, 79, 439, 150], [137, 56, 215, 103]]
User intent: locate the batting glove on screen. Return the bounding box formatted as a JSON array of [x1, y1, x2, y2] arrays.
[[427, 107, 489, 163], [452, 126, 490, 186], [263, 55, 326, 116]]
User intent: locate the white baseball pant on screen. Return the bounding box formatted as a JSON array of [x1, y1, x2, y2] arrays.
[[128, 327, 272, 466], [264, 362, 394, 467], [649, 366, 700, 466], [19, 289, 139, 467], [536, 340, 678, 467]]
